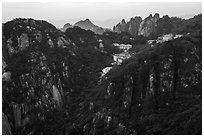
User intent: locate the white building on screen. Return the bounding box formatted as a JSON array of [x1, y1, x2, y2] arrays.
[[112, 43, 132, 52], [156, 34, 183, 44], [113, 52, 131, 65], [162, 34, 174, 41]]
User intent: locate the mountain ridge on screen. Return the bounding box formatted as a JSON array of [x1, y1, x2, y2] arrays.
[[113, 13, 202, 38], [60, 13, 201, 36], [61, 18, 106, 35]]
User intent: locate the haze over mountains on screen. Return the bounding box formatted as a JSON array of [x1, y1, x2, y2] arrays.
[[50, 13, 197, 29], [60, 13, 201, 37], [48, 18, 121, 29], [3, 2, 201, 29]]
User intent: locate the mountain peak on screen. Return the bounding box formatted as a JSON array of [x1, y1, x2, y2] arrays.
[[75, 18, 94, 26], [85, 18, 91, 22], [154, 13, 160, 19], [63, 23, 72, 27], [146, 14, 153, 20], [73, 18, 105, 34], [61, 23, 73, 32], [121, 19, 126, 24]]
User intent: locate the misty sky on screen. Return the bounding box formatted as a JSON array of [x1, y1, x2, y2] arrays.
[[2, 2, 202, 28]]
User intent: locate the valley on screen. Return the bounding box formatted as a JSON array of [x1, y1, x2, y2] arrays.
[[2, 13, 202, 135]]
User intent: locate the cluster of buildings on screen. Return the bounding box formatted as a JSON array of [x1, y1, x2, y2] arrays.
[[112, 43, 132, 65], [100, 42, 133, 79], [148, 34, 183, 46], [112, 52, 131, 65], [112, 43, 132, 52]]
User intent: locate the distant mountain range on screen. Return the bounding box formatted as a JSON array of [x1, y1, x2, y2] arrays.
[[74, 19, 106, 35], [113, 13, 202, 38], [61, 19, 107, 35], [60, 13, 201, 37]]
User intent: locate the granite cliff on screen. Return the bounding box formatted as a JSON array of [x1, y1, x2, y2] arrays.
[[113, 13, 160, 37], [138, 13, 160, 37]]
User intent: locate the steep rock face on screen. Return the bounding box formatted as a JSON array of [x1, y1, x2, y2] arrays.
[[60, 23, 73, 32], [3, 19, 117, 134], [138, 13, 160, 37], [127, 16, 142, 36], [113, 19, 128, 33], [2, 19, 76, 133], [113, 17, 142, 36], [74, 18, 105, 35], [113, 13, 159, 37]]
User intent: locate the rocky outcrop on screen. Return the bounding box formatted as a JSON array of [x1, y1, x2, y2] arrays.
[[74, 19, 105, 35], [113, 19, 128, 33], [2, 19, 77, 134], [113, 17, 142, 36], [2, 18, 76, 108], [113, 13, 160, 37], [127, 17, 142, 36], [138, 13, 160, 37]]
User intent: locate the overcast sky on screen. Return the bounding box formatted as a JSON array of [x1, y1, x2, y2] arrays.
[[2, 2, 202, 28]]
